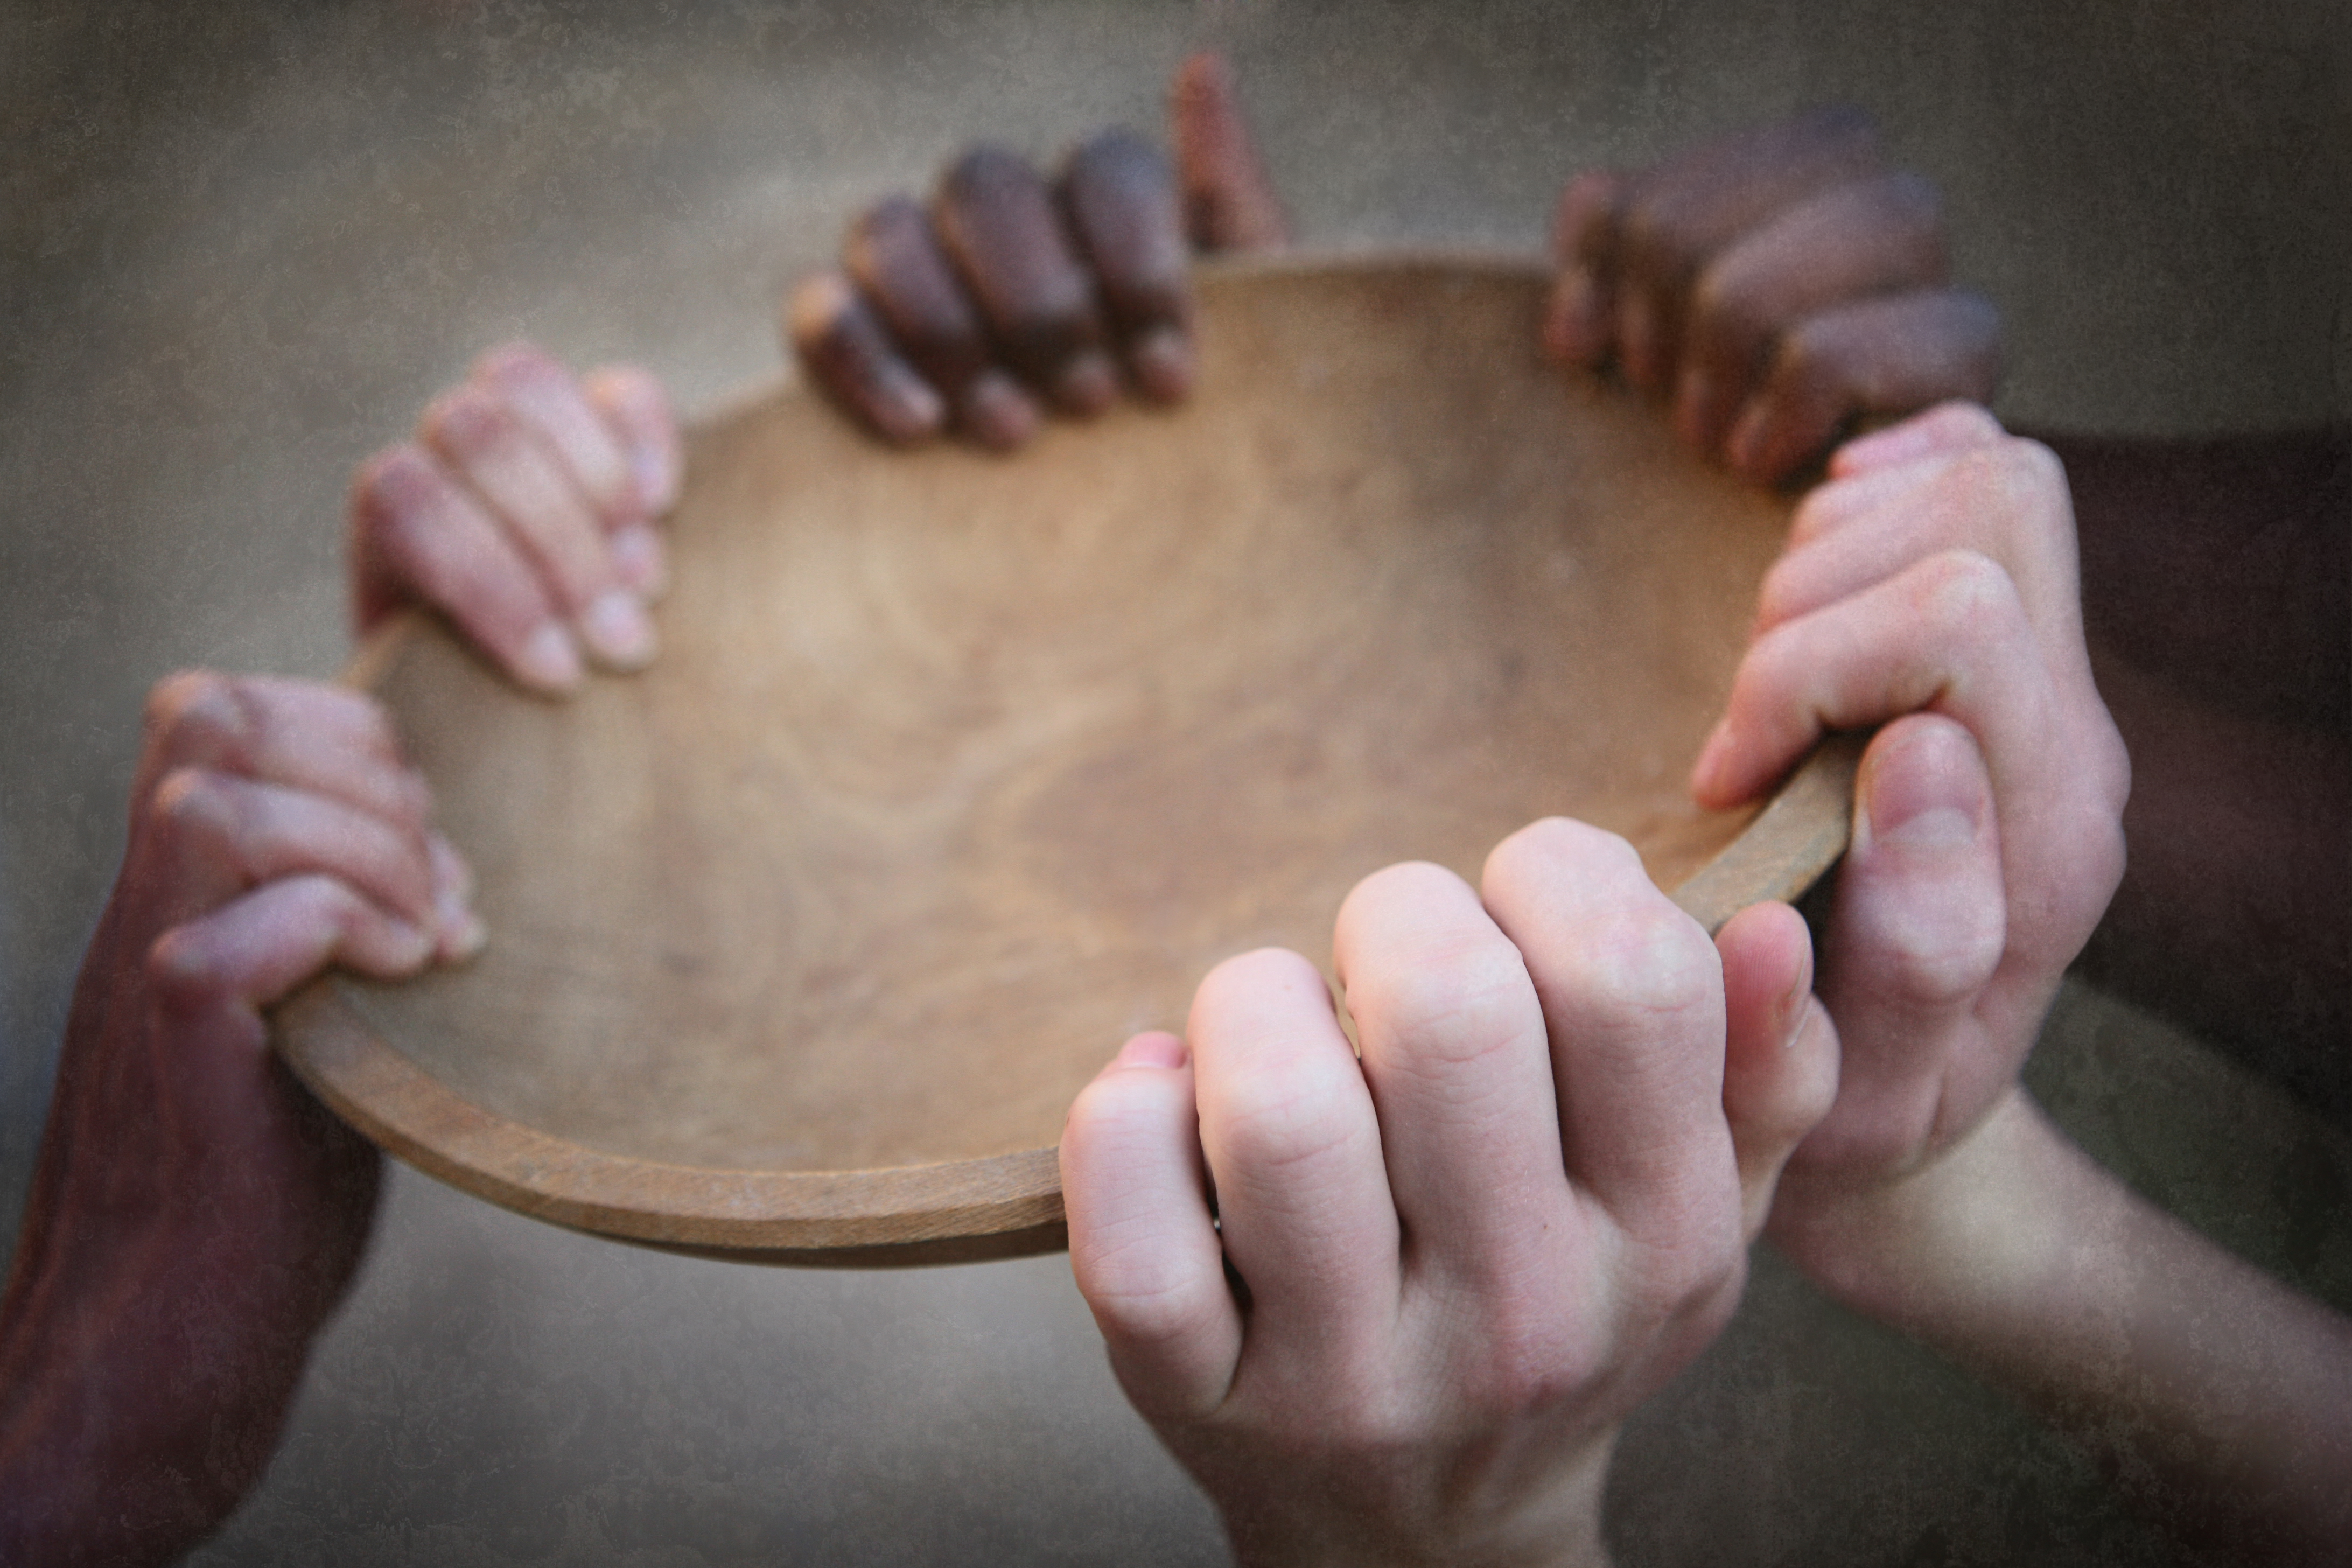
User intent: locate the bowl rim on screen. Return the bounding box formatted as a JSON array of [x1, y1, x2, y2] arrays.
[[271, 250, 1861, 1268]]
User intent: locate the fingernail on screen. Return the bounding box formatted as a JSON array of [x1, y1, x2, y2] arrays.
[[1726, 401, 1770, 478], [1690, 718, 1734, 802], [963, 371, 1041, 450], [1129, 326, 1195, 403], [1856, 726, 1986, 856], [579, 589, 657, 671], [879, 366, 946, 439], [610, 524, 669, 599], [439, 905, 489, 962], [1675, 363, 1715, 449], [1112, 1031, 1188, 1071], [1054, 349, 1121, 416], [633, 443, 680, 516], [386, 917, 438, 970], [516, 622, 584, 692], [1542, 268, 1604, 363], [428, 831, 475, 904]]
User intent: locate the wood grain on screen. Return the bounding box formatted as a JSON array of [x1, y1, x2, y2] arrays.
[[275, 254, 1852, 1265]]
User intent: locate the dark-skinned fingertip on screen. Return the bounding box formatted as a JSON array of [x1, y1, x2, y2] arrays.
[[874, 366, 948, 442], [1129, 326, 1195, 402], [963, 370, 1042, 449], [1054, 348, 1121, 416]]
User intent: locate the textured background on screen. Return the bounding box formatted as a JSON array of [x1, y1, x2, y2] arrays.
[[2, 2, 2348, 1562]]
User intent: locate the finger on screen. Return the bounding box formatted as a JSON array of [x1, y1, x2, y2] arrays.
[[1724, 289, 2003, 485], [1332, 862, 1573, 1286], [146, 873, 442, 1020], [1062, 1031, 1243, 1420], [1061, 129, 1195, 402], [1678, 172, 1948, 454], [469, 344, 639, 531], [418, 382, 657, 671], [1479, 818, 1735, 1241], [347, 443, 583, 692], [583, 364, 682, 597], [1542, 170, 1625, 367], [1763, 435, 2087, 672], [1170, 51, 1289, 251], [141, 767, 441, 939], [136, 673, 429, 834], [1693, 548, 2057, 812], [933, 145, 1119, 415], [842, 196, 1009, 434], [1828, 399, 2006, 478], [1189, 948, 1399, 1361], [786, 270, 976, 449], [1796, 715, 2010, 1176], [1614, 106, 1885, 393], [1714, 900, 1838, 1239]]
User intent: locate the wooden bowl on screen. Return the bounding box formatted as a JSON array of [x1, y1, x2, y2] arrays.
[[274, 255, 1856, 1267]]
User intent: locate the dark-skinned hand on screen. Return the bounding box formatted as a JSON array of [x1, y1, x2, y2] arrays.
[[1544, 107, 2003, 485], [787, 51, 1287, 448]]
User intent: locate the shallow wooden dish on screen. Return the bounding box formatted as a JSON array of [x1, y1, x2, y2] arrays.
[[274, 255, 1856, 1267]]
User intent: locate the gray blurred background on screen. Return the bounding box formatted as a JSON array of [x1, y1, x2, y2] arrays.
[[3, 1, 2348, 1562]]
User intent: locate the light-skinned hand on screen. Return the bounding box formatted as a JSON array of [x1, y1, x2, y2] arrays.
[[0, 673, 481, 1566], [1062, 822, 1837, 1567], [348, 344, 682, 694]]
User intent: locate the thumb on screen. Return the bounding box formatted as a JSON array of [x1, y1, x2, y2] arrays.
[[1170, 51, 1289, 252], [1800, 712, 2007, 1178]]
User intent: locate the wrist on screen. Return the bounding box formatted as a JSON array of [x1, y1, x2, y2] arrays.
[[1217, 1430, 1617, 1568], [1765, 1087, 2068, 1326]]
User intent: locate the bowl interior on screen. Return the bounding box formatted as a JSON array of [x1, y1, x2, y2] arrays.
[[301, 258, 1792, 1205]]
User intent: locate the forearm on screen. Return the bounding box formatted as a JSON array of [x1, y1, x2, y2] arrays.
[[1774, 1088, 2352, 1562]]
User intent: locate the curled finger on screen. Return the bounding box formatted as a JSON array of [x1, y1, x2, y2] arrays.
[[1613, 106, 1885, 394], [1725, 289, 2002, 485], [1679, 171, 1949, 454], [348, 443, 581, 692], [418, 380, 655, 671], [1062, 129, 1195, 401], [1062, 1031, 1242, 1420], [137, 673, 425, 833], [140, 768, 440, 940], [1189, 947, 1399, 1368], [935, 145, 1119, 415], [786, 270, 954, 446]]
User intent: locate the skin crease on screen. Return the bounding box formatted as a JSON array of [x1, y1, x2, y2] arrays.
[[6, 48, 2346, 1567]]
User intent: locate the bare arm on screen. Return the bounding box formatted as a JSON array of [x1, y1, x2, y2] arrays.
[[1775, 1087, 2352, 1563]]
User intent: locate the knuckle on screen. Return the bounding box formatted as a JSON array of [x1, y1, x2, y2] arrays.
[[148, 764, 241, 846], [1561, 900, 1718, 1027], [1910, 547, 2019, 636], [418, 383, 513, 457], [143, 923, 225, 1012], [1625, 1213, 1746, 1322], [1213, 1068, 1360, 1184], [144, 670, 249, 761], [1350, 942, 1530, 1065], [471, 339, 559, 387], [349, 442, 440, 521], [1488, 815, 1644, 897]]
